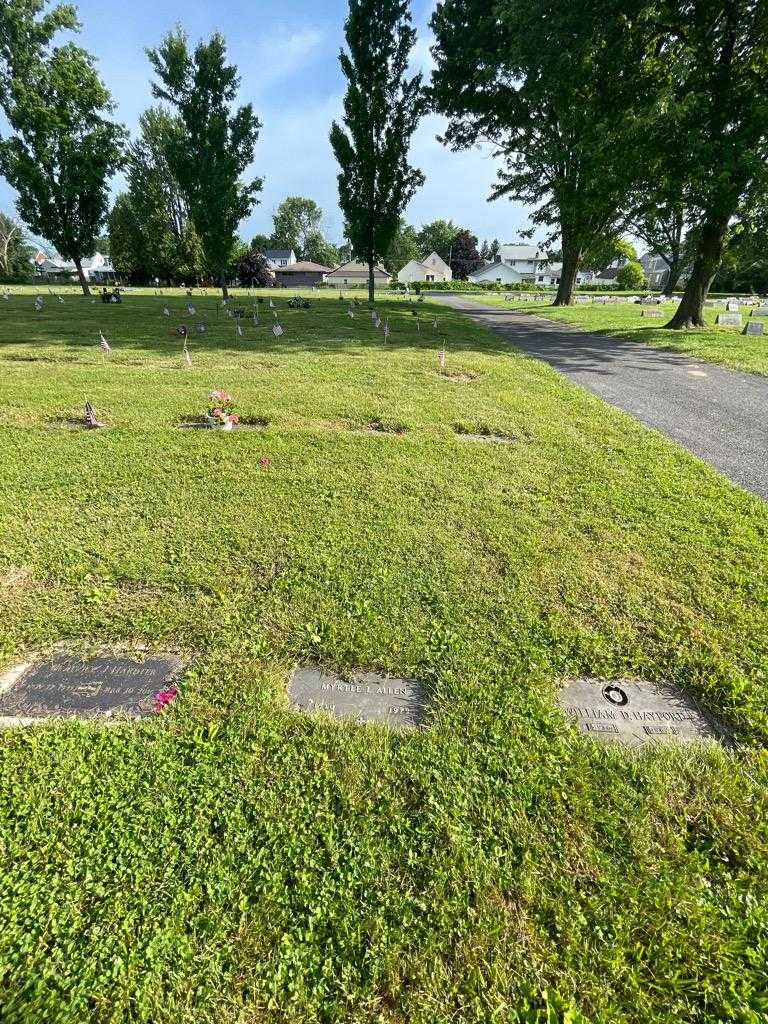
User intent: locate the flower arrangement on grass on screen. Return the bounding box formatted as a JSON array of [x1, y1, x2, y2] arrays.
[[206, 390, 239, 431]]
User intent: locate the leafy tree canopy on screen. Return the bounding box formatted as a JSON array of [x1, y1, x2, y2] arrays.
[[147, 28, 262, 297], [271, 196, 323, 258], [330, 0, 425, 300], [0, 41, 126, 294]]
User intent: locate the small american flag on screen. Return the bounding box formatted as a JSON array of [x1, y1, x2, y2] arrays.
[[58, 295, 64, 304], [272, 322, 283, 337], [34, 296, 43, 310], [187, 304, 196, 315], [374, 315, 382, 329], [98, 332, 111, 354], [347, 307, 354, 318], [433, 318, 438, 329], [438, 348, 446, 371], [236, 322, 243, 337], [84, 400, 101, 427], [163, 307, 170, 317], [269, 298, 274, 309], [383, 318, 390, 339]]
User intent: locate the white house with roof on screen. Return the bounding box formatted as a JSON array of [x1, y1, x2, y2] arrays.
[[397, 251, 453, 284], [264, 248, 296, 269], [468, 261, 525, 285], [31, 249, 116, 282]]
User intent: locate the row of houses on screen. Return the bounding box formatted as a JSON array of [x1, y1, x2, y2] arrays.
[[30, 242, 677, 291]]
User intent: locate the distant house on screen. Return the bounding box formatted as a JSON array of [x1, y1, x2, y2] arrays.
[[534, 264, 596, 288], [264, 249, 297, 269], [274, 261, 331, 288], [639, 252, 677, 290], [325, 260, 391, 288], [31, 249, 116, 283], [397, 252, 453, 284], [468, 261, 524, 285]]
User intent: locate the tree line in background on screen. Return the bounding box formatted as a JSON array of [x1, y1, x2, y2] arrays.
[[0, 0, 766, 324]]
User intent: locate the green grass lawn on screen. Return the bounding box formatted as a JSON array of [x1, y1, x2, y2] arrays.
[[464, 293, 768, 376], [1, 288, 767, 1024]]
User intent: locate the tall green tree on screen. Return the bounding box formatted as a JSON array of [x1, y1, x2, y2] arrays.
[[270, 196, 323, 258], [147, 28, 262, 298], [108, 107, 203, 283], [303, 231, 339, 267], [0, 212, 26, 277], [431, 0, 651, 305], [330, 0, 425, 302], [416, 219, 458, 262], [449, 228, 481, 279], [653, 1, 768, 328], [0, 42, 126, 295]]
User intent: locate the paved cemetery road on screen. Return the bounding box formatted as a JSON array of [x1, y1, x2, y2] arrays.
[[437, 296, 768, 501]]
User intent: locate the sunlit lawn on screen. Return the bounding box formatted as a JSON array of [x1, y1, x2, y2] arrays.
[[465, 292, 768, 375], [0, 287, 766, 1023]]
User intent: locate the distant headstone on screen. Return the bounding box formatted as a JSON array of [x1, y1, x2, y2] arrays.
[[289, 666, 427, 728], [558, 677, 727, 746], [743, 320, 765, 336], [751, 307, 768, 317], [716, 313, 742, 326], [574, 295, 591, 304], [641, 308, 663, 318], [0, 652, 183, 722], [726, 301, 739, 312]]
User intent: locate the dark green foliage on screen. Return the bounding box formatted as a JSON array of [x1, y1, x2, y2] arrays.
[[147, 29, 262, 298], [384, 218, 421, 273], [417, 218, 458, 263], [0, 212, 32, 281], [632, 203, 689, 293], [330, 0, 425, 301], [271, 196, 323, 258], [449, 228, 481, 279], [655, 0, 768, 327], [108, 108, 203, 284], [0, 38, 126, 295], [237, 247, 272, 286], [430, 0, 652, 305]]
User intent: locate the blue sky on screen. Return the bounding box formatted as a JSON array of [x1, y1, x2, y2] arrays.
[[0, 0, 535, 250]]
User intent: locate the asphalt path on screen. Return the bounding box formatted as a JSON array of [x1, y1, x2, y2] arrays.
[[438, 295, 768, 501]]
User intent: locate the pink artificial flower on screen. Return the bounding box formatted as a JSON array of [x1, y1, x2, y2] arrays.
[[230, 413, 240, 424], [259, 456, 271, 469], [212, 408, 222, 418], [153, 686, 178, 712]]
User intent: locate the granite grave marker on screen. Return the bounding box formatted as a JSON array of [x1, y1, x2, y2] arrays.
[[558, 677, 726, 746], [716, 313, 742, 326], [744, 320, 765, 336], [289, 666, 427, 728], [0, 652, 183, 723]]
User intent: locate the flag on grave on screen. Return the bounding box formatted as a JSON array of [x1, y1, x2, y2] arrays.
[[187, 304, 196, 315], [347, 307, 355, 318], [58, 295, 64, 304], [269, 299, 275, 309], [438, 348, 446, 371], [98, 332, 111, 354], [272, 322, 284, 337], [236, 322, 243, 337], [163, 307, 170, 317], [383, 318, 390, 339]]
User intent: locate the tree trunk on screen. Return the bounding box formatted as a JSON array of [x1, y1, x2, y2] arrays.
[[73, 257, 91, 297], [665, 262, 681, 295], [368, 259, 375, 304], [553, 244, 581, 305], [220, 269, 229, 301], [665, 215, 729, 329]]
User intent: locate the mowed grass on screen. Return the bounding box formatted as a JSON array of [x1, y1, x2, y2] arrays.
[[0, 288, 767, 1024], [465, 292, 768, 375]]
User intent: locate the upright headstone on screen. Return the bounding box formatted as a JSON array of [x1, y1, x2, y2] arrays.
[[743, 320, 765, 336], [641, 308, 663, 318], [716, 313, 742, 326]]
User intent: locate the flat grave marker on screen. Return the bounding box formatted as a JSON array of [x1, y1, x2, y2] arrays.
[[743, 320, 765, 336], [716, 313, 742, 326], [558, 676, 727, 746], [751, 307, 768, 317], [641, 308, 663, 318], [0, 652, 183, 723], [289, 666, 427, 728]]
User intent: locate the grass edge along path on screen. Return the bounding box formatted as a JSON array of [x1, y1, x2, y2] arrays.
[[462, 292, 768, 376]]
